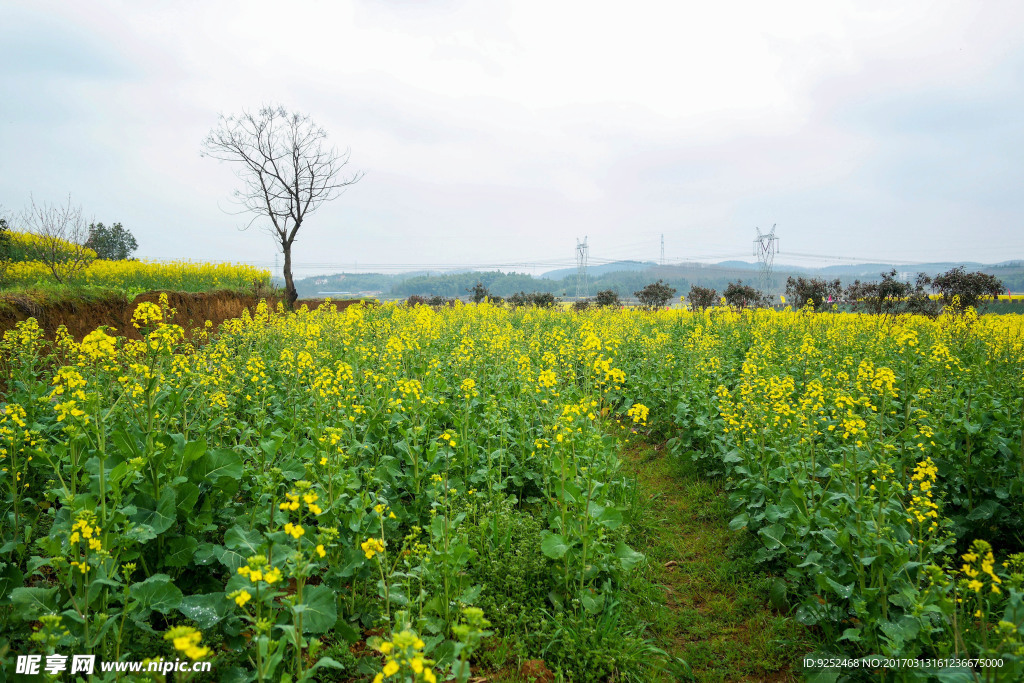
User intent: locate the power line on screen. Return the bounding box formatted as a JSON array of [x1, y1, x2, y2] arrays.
[[136, 242, 1019, 275]]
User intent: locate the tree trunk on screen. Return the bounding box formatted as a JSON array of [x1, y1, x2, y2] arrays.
[[282, 240, 298, 308]]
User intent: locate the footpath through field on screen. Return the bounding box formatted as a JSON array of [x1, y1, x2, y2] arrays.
[[628, 442, 814, 682]]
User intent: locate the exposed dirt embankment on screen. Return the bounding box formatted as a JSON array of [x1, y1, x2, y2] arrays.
[[0, 291, 374, 341], [0, 290, 281, 341]]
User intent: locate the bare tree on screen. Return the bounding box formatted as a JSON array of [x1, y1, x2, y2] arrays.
[[201, 105, 363, 306], [21, 195, 95, 284]]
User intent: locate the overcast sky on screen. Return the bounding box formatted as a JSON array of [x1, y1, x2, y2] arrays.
[[2, 0, 1023, 277]]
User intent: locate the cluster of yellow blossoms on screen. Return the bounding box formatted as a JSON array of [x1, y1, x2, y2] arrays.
[[131, 301, 164, 329], [372, 630, 437, 683], [362, 538, 386, 560], [237, 555, 283, 585], [961, 540, 1002, 596], [905, 457, 941, 532], [626, 402, 650, 425], [67, 511, 107, 572], [0, 403, 36, 486], [164, 626, 210, 660]]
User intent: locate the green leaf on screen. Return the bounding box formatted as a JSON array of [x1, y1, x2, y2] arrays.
[[824, 577, 854, 600], [125, 523, 158, 544], [458, 584, 482, 605], [555, 481, 581, 504], [225, 526, 264, 556], [333, 619, 361, 644], [216, 545, 247, 572], [259, 433, 284, 458], [728, 513, 749, 531], [0, 563, 25, 602], [1002, 590, 1024, 624], [279, 459, 306, 481], [597, 506, 623, 530], [163, 537, 199, 568], [176, 482, 201, 517], [805, 667, 840, 683], [194, 543, 219, 565], [933, 668, 976, 683], [614, 541, 644, 571], [297, 585, 338, 634], [540, 532, 570, 560], [721, 449, 743, 464], [794, 603, 819, 626], [581, 591, 605, 614], [758, 523, 786, 551], [195, 448, 243, 483], [182, 438, 208, 465], [11, 586, 58, 620], [130, 574, 183, 614], [87, 578, 122, 604], [112, 428, 143, 460], [769, 578, 788, 611], [304, 657, 346, 679], [967, 499, 1000, 521], [838, 627, 862, 642], [133, 487, 177, 535], [221, 666, 256, 683], [178, 593, 230, 629], [797, 551, 823, 568], [878, 617, 918, 649]]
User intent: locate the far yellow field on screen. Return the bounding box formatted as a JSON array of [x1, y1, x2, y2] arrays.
[[5, 258, 270, 292]]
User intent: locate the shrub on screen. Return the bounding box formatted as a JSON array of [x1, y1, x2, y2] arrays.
[[428, 295, 456, 307], [723, 281, 764, 310], [467, 282, 490, 303], [784, 276, 841, 311], [507, 291, 557, 308], [931, 266, 1004, 312], [634, 280, 676, 309], [687, 285, 717, 312], [595, 290, 620, 308], [845, 270, 937, 317]]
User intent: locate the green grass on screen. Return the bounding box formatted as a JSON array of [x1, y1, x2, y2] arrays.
[[0, 281, 261, 303], [627, 442, 817, 682]]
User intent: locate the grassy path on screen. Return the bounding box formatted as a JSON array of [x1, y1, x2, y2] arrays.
[[628, 442, 815, 682]]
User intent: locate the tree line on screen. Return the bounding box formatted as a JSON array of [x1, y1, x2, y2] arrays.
[[684, 267, 1005, 315], [396, 266, 1006, 316]]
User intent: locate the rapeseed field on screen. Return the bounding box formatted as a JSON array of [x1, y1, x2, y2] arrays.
[[1, 299, 1022, 680]]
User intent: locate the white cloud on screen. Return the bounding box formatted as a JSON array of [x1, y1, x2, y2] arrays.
[[1, 0, 1023, 273]]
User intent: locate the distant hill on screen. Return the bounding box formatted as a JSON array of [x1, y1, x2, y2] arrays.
[[816, 262, 986, 277], [542, 260, 656, 280], [714, 260, 761, 271]]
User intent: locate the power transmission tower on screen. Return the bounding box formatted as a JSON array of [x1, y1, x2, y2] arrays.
[[753, 224, 779, 293], [660, 234, 665, 266], [575, 237, 589, 299]]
